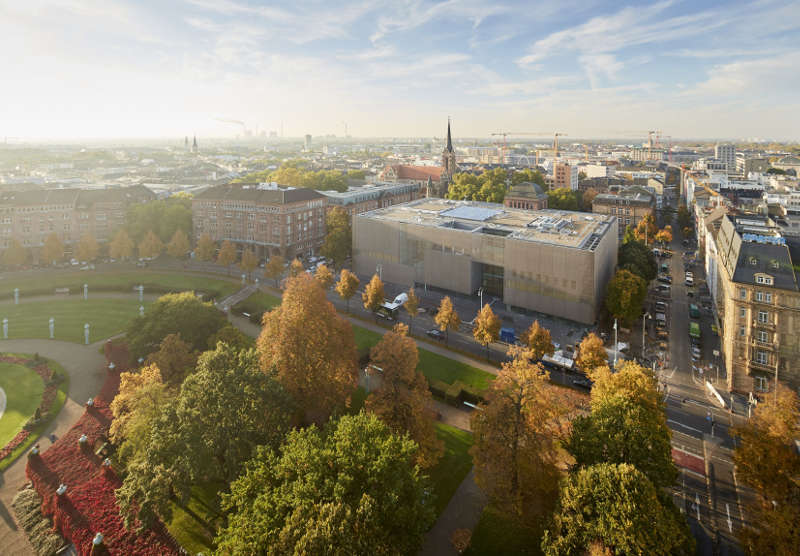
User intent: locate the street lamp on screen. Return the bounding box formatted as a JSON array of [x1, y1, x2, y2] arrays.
[[477, 287, 484, 308], [613, 319, 618, 368], [642, 312, 651, 360]]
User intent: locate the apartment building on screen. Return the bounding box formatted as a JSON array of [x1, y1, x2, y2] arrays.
[[319, 182, 423, 217], [713, 215, 800, 394], [0, 185, 155, 254], [714, 143, 737, 174], [591, 187, 655, 240], [353, 199, 617, 324], [553, 162, 578, 190], [192, 183, 326, 260]]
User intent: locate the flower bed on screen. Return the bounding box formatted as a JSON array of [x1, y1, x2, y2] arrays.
[[26, 345, 179, 555], [0, 354, 60, 461]]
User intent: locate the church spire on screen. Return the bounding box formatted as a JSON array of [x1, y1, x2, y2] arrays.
[[445, 118, 453, 153]]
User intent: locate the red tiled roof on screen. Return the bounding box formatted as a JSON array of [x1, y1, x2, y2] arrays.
[[383, 165, 443, 181]]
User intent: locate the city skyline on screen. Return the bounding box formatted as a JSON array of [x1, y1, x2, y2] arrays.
[[2, 0, 799, 140]]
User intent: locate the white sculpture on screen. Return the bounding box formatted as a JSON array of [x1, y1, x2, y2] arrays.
[[49, 317, 55, 339], [84, 323, 90, 345]]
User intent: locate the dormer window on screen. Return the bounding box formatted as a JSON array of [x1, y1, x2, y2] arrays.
[[749, 257, 758, 266]]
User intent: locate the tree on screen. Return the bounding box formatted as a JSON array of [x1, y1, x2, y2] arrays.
[[166, 229, 191, 258], [732, 384, 800, 554], [321, 206, 352, 268], [473, 303, 501, 359], [522, 320, 554, 361], [216, 412, 435, 555], [542, 463, 694, 556], [217, 240, 237, 275], [126, 291, 228, 360], [314, 263, 334, 290], [581, 187, 599, 210], [117, 344, 294, 529], [655, 225, 673, 245], [618, 239, 657, 282], [471, 351, 567, 525], [512, 168, 546, 188], [567, 360, 677, 489], [137, 230, 163, 260], [676, 203, 691, 231], [2, 239, 27, 267], [109, 229, 134, 261], [634, 212, 657, 245], [366, 324, 443, 468], [195, 233, 216, 262], [76, 233, 99, 262], [209, 324, 255, 351], [547, 188, 581, 211], [40, 233, 64, 265], [362, 273, 385, 319], [336, 268, 360, 313], [145, 333, 197, 386], [404, 287, 420, 331], [434, 296, 461, 345], [125, 197, 192, 244], [288, 257, 304, 277], [239, 248, 258, 281], [605, 269, 647, 326], [257, 272, 358, 423], [682, 226, 692, 239], [109, 364, 172, 466], [575, 332, 608, 379], [264, 254, 285, 287]]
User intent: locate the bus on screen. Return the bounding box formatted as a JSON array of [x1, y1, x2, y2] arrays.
[[689, 321, 701, 339]]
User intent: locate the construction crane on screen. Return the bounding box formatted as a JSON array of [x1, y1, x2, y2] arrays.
[[490, 132, 544, 164], [553, 132, 567, 158]]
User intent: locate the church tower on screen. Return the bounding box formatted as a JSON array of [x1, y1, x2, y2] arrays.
[[442, 119, 457, 179], [192, 135, 198, 153]]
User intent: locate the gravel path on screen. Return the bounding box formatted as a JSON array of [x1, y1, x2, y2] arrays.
[[0, 338, 107, 556]]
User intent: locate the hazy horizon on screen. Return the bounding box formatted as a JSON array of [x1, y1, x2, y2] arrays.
[[2, 0, 799, 141]]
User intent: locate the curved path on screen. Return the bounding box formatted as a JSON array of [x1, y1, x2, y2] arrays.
[[0, 338, 108, 555]]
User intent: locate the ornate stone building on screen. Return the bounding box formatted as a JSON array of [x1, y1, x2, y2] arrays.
[[504, 182, 548, 210]]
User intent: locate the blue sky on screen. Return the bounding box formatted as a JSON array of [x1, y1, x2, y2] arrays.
[[1, 0, 799, 139]]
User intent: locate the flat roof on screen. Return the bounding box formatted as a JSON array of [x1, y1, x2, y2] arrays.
[[358, 198, 615, 250]]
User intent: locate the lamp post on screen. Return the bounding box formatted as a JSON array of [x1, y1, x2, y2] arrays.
[[613, 319, 618, 368], [477, 287, 484, 308], [642, 312, 651, 360]]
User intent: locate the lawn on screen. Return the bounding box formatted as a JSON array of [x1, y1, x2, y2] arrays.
[[0, 361, 44, 449], [231, 291, 281, 322], [0, 271, 239, 300], [465, 505, 543, 556], [0, 298, 149, 343], [429, 423, 474, 516], [165, 483, 223, 555]]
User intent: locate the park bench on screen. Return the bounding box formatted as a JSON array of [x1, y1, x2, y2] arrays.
[[54, 288, 70, 295]]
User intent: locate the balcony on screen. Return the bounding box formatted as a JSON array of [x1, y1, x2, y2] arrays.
[[748, 358, 777, 374], [752, 319, 776, 331], [750, 338, 776, 350]]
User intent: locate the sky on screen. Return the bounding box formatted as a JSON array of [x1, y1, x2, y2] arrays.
[[1, 0, 799, 141]]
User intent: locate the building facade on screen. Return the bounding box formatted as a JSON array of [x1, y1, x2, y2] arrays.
[[320, 182, 424, 216], [353, 199, 618, 324], [553, 162, 578, 190], [592, 187, 655, 240], [504, 182, 548, 210], [192, 183, 326, 260], [713, 215, 800, 394], [0, 185, 155, 256], [714, 143, 737, 174]]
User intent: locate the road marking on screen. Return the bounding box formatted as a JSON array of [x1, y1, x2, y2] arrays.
[[667, 419, 704, 434], [726, 503, 733, 532]]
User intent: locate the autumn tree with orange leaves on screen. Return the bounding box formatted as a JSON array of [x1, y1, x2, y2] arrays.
[[257, 272, 358, 423]]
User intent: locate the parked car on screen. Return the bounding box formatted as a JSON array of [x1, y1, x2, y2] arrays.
[[655, 301, 668, 311], [657, 274, 672, 284], [657, 284, 671, 293], [426, 329, 445, 341], [572, 377, 593, 390]]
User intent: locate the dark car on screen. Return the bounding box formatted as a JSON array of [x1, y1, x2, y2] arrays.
[[657, 275, 672, 284], [426, 329, 445, 341], [572, 377, 593, 389]]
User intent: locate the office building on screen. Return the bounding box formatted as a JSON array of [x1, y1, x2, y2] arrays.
[[713, 215, 800, 394], [192, 183, 326, 260], [735, 153, 769, 176], [319, 182, 424, 216], [353, 199, 618, 324], [714, 143, 736, 174]]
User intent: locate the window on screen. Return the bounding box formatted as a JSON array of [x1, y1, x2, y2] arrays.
[[739, 326, 746, 337], [766, 292, 772, 303], [749, 257, 758, 266], [758, 330, 768, 343], [755, 376, 768, 392], [756, 291, 763, 302], [758, 311, 769, 324], [755, 350, 768, 365], [739, 307, 746, 318], [739, 288, 747, 299]]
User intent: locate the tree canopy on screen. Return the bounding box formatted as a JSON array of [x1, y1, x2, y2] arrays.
[[473, 303, 501, 358], [144, 333, 197, 386], [257, 272, 358, 423], [619, 239, 657, 282], [216, 412, 435, 556], [126, 197, 192, 244], [522, 320, 555, 361], [234, 164, 350, 192], [195, 233, 216, 262], [575, 332, 609, 379], [166, 229, 191, 258], [605, 269, 647, 326], [109, 229, 134, 260], [76, 233, 99, 262], [314, 263, 334, 290], [362, 273, 385, 315], [547, 188, 582, 211], [137, 230, 163, 260], [126, 291, 227, 360], [336, 269, 360, 313], [2, 238, 27, 267], [40, 233, 64, 265], [321, 206, 352, 268], [217, 240, 237, 274], [434, 296, 461, 344], [264, 254, 285, 286]]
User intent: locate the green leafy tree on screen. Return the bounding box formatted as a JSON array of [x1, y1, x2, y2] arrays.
[[166, 229, 191, 258], [434, 296, 461, 345], [144, 333, 197, 386], [239, 248, 258, 281], [2, 239, 27, 267], [76, 233, 99, 262], [195, 233, 216, 262], [321, 206, 352, 268], [547, 188, 581, 210], [264, 254, 285, 286], [109, 229, 134, 260], [116, 344, 294, 529], [732, 384, 800, 554], [215, 412, 435, 555], [209, 324, 255, 351], [217, 240, 237, 275], [336, 268, 360, 313], [258, 273, 358, 423], [542, 463, 694, 556], [619, 239, 657, 282], [137, 230, 163, 260], [676, 203, 692, 231], [366, 323, 443, 468], [40, 233, 64, 265], [605, 269, 647, 326], [126, 197, 192, 244], [473, 303, 501, 359], [512, 168, 546, 187], [126, 291, 227, 360], [471, 350, 567, 525]]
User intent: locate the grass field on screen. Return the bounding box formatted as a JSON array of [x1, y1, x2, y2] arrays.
[[166, 483, 222, 555], [0, 271, 239, 300], [429, 423, 474, 516], [0, 362, 44, 449], [0, 298, 150, 343]]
